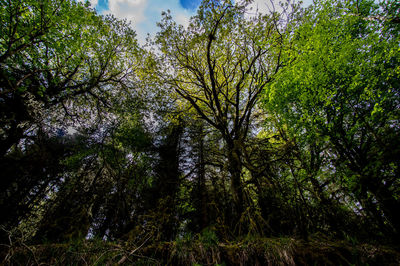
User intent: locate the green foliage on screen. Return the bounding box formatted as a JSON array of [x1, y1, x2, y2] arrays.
[[1, 0, 400, 264], [263, 0, 400, 240], [198, 228, 219, 249], [0, 0, 140, 156]]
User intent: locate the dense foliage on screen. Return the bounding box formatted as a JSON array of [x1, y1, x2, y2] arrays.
[[1, 0, 399, 264]]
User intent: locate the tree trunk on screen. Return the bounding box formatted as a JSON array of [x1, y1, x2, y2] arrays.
[[227, 140, 244, 220], [197, 126, 208, 230], [153, 123, 183, 240], [365, 176, 400, 240]]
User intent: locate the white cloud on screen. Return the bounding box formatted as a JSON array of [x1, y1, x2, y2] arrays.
[[107, 0, 148, 25], [102, 0, 315, 44], [90, 0, 99, 7], [104, 0, 196, 44], [241, 0, 290, 17], [248, 0, 275, 14], [175, 11, 192, 28]]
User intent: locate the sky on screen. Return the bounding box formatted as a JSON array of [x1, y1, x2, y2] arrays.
[[85, 0, 312, 44]]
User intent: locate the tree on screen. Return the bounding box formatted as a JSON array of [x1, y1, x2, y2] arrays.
[[155, 0, 298, 221], [0, 0, 139, 157], [263, 0, 400, 241], [0, 0, 142, 243], [0, 130, 75, 240], [33, 119, 154, 242]]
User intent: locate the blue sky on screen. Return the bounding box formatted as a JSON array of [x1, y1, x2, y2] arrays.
[[179, 0, 202, 10], [87, 0, 312, 44]]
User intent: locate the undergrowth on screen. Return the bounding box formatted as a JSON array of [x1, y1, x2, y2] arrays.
[[1, 235, 400, 265]]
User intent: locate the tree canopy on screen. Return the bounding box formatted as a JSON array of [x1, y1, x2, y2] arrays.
[[1, 0, 400, 264]]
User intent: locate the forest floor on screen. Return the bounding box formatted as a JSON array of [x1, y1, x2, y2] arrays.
[[2, 236, 400, 265]]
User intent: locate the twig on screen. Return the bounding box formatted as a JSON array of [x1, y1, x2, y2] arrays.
[[22, 242, 40, 266], [117, 235, 151, 264]]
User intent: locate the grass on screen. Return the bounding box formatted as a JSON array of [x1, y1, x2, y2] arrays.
[[1, 235, 400, 265]]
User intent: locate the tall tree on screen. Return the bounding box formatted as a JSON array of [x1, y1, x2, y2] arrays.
[[155, 0, 298, 221], [263, 0, 400, 241], [0, 0, 141, 243], [0, 0, 139, 157]]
